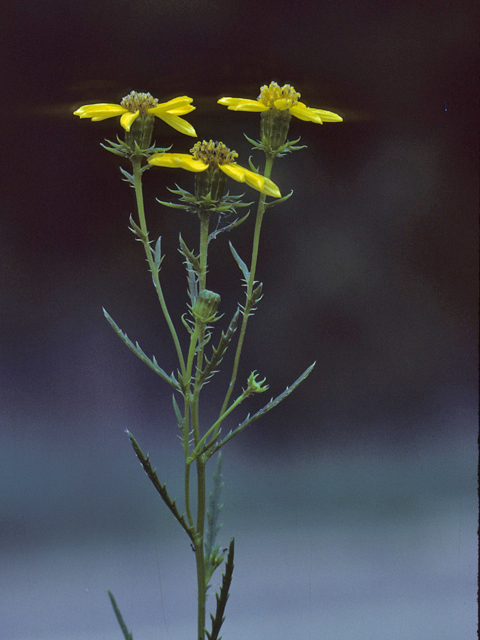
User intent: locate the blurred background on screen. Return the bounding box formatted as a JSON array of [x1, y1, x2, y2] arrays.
[[1, 0, 478, 638]]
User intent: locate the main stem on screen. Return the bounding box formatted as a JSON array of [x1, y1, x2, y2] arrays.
[[193, 209, 210, 640], [219, 153, 276, 416]]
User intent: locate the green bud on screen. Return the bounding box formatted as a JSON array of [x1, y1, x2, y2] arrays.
[[192, 290, 221, 323], [194, 164, 228, 202], [124, 113, 156, 152], [245, 371, 269, 394], [260, 109, 292, 152]]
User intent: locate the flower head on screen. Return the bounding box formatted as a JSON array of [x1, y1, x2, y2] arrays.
[[218, 81, 343, 124], [149, 140, 281, 199], [219, 82, 342, 153], [74, 91, 197, 137]]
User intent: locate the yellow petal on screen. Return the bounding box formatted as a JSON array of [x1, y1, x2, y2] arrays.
[[119, 110, 139, 131], [289, 104, 324, 123], [148, 153, 207, 172], [149, 96, 194, 115], [272, 98, 292, 111], [310, 108, 343, 122], [73, 104, 127, 120], [290, 103, 343, 123], [156, 113, 197, 137], [220, 164, 281, 198], [218, 97, 268, 112], [166, 104, 196, 116]]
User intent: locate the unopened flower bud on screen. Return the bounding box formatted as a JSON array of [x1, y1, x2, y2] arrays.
[[245, 371, 269, 394], [192, 290, 221, 323]]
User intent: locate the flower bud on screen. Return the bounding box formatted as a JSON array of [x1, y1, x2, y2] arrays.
[[245, 371, 269, 394], [260, 108, 292, 152], [192, 290, 221, 323]]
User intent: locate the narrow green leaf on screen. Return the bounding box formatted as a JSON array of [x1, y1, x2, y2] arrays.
[[127, 431, 196, 544], [199, 309, 240, 386], [206, 538, 235, 640], [108, 591, 133, 640], [103, 309, 181, 392], [172, 394, 184, 434], [229, 242, 250, 283], [209, 363, 316, 456], [264, 189, 294, 210]]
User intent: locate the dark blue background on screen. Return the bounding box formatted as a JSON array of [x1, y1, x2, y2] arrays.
[[1, 0, 477, 638]]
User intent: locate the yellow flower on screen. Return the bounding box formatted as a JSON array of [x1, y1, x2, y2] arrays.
[[149, 140, 281, 198], [74, 91, 197, 136], [218, 81, 342, 124]]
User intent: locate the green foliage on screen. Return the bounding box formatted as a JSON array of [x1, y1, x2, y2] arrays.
[[108, 591, 133, 640], [103, 309, 181, 392]]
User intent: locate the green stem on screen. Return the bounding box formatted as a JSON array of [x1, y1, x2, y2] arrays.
[[183, 321, 201, 529], [195, 457, 207, 640], [131, 157, 186, 378], [192, 210, 210, 640], [190, 391, 248, 461], [219, 153, 275, 416]]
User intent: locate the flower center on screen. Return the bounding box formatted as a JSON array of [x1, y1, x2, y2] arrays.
[[120, 91, 159, 114], [191, 140, 238, 165], [258, 82, 301, 109]]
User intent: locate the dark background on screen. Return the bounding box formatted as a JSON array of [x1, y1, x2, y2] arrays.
[[1, 1, 478, 639]]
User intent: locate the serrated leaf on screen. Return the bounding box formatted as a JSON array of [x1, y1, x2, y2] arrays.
[[153, 236, 164, 271], [264, 189, 293, 210], [172, 394, 184, 433], [208, 362, 316, 457], [103, 309, 181, 392], [199, 309, 240, 386], [229, 242, 250, 283], [208, 212, 250, 243]]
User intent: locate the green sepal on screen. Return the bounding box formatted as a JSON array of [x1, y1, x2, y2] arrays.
[[244, 132, 306, 158], [244, 133, 264, 152], [247, 156, 260, 173], [101, 136, 170, 161], [157, 185, 252, 216], [207, 362, 316, 458], [103, 309, 181, 392]]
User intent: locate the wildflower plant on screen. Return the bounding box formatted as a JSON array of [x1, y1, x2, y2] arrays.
[[74, 81, 342, 640]]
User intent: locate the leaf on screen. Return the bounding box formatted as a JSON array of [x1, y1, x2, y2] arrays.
[[153, 236, 164, 271], [128, 431, 196, 544], [209, 362, 316, 457], [172, 393, 184, 434], [108, 591, 133, 640], [263, 189, 294, 211], [103, 309, 181, 392], [199, 308, 240, 386], [208, 211, 250, 243], [229, 241, 250, 283], [205, 453, 224, 569], [206, 538, 235, 640]]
